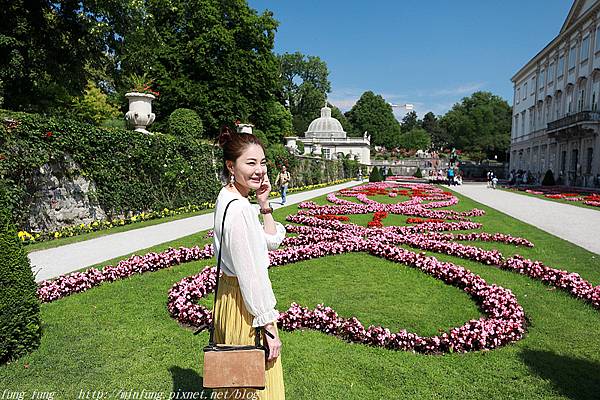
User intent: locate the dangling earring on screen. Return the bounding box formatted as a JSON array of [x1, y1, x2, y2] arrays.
[[229, 174, 235, 186]]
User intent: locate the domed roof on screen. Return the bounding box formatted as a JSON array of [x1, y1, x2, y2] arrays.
[[305, 105, 346, 139]]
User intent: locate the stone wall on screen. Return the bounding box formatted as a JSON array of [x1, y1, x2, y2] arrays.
[[26, 155, 106, 233]]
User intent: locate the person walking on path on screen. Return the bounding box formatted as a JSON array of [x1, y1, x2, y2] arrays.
[[447, 167, 455, 186], [491, 175, 498, 189], [213, 126, 286, 399], [274, 165, 291, 205]]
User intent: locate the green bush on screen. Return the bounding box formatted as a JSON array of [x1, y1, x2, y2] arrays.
[[0, 184, 42, 363], [369, 166, 383, 182], [413, 167, 423, 178], [542, 169, 556, 186], [0, 110, 221, 228], [168, 108, 204, 139]]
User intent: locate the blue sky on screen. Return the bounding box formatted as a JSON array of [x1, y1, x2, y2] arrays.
[[248, 0, 574, 120]]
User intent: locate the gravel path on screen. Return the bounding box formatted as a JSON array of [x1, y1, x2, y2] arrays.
[[450, 183, 600, 256], [29, 180, 362, 282]]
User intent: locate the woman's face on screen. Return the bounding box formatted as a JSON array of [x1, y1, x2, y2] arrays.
[[228, 144, 267, 192]]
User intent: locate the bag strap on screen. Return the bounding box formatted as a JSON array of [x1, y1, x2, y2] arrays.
[[208, 198, 262, 349]]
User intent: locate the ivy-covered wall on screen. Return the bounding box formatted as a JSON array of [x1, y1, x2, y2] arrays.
[[0, 111, 221, 229], [290, 156, 360, 187]]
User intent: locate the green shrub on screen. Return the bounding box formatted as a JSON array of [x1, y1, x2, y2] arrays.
[[296, 141, 305, 154], [168, 108, 204, 139], [71, 81, 121, 126], [0, 184, 42, 363], [542, 169, 556, 186], [369, 166, 383, 182], [413, 167, 423, 178]]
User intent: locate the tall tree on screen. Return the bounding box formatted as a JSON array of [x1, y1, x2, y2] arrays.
[[278, 52, 331, 134], [346, 91, 401, 148], [0, 0, 109, 112], [401, 111, 420, 132], [422, 111, 450, 149], [440, 91, 512, 160], [115, 0, 281, 135], [398, 128, 431, 150], [329, 103, 355, 136]]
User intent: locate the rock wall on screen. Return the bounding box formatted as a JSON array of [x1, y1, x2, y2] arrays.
[[26, 155, 106, 233]]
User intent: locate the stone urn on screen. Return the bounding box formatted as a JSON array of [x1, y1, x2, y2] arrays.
[[125, 92, 156, 134]]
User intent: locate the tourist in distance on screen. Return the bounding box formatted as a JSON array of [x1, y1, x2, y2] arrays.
[[275, 165, 291, 205]]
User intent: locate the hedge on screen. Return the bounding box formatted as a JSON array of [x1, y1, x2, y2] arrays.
[[0, 110, 221, 229]]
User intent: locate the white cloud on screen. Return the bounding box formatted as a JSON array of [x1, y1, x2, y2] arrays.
[[426, 82, 486, 97]]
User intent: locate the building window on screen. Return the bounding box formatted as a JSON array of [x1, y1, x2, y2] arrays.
[[322, 148, 331, 159], [529, 108, 535, 131], [578, 89, 585, 111], [586, 147, 593, 174], [581, 36, 590, 61], [538, 71, 545, 88], [555, 93, 562, 118], [514, 115, 519, 137], [561, 150, 567, 173], [548, 63, 554, 83], [517, 88, 520, 103], [531, 77, 535, 94], [546, 101, 552, 122], [557, 56, 565, 77], [521, 111, 525, 134], [571, 149, 579, 171], [596, 27, 600, 51], [567, 92, 573, 113], [593, 81, 600, 110], [569, 46, 577, 69], [523, 83, 527, 100]]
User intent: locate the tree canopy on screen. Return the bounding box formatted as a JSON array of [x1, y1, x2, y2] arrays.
[[400, 111, 420, 132], [345, 91, 401, 148], [439, 91, 512, 160], [278, 52, 331, 134], [398, 128, 431, 151]]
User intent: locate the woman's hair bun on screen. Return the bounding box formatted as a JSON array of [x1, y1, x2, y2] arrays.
[[217, 126, 234, 148]]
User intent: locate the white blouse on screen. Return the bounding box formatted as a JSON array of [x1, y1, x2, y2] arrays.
[[213, 187, 286, 327]]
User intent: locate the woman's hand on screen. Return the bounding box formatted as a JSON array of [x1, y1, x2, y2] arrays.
[[256, 174, 272, 208], [264, 322, 281, 361]]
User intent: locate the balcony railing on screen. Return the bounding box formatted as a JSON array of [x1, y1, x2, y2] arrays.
[[547, 111, 600, 132]]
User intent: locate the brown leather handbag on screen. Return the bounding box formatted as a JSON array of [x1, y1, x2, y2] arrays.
[[202, 198, 268, 389]]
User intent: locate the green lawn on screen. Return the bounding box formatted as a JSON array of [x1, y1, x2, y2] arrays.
[[1, 189, 599, 399]]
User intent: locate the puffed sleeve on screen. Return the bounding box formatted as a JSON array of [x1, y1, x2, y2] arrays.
[[226, 204, 280, 327], [264, 221, 286, 250]]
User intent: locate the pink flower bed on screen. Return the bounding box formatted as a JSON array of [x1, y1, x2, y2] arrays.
[[38, 181, 599, 356]]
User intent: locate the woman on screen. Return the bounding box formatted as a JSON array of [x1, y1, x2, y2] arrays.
[[212, 126, 286, 399]]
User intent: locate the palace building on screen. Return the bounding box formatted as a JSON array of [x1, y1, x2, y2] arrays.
[[510, 0, 600, 187], [284, 104, 371, 164]]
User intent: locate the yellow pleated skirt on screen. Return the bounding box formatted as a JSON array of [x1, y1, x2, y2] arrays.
[[211, 274, 285, 399]]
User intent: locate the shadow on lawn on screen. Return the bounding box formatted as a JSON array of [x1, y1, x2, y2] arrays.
[[520, 349, 600, 400], [168, 366, 212, 398]]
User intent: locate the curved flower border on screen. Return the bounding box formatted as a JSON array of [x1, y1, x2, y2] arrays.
[[38, 181, 599, 353]]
